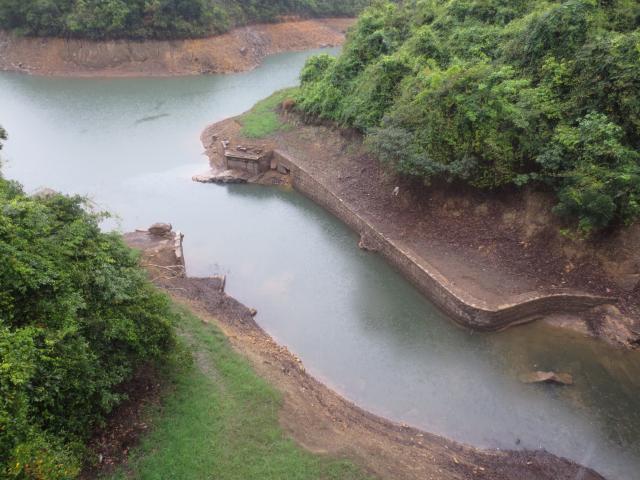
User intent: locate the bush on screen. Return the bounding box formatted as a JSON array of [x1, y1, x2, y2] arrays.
[[541, 113, 640, 231], [0, 158, 176, 478], [297, 0, 640, 232]]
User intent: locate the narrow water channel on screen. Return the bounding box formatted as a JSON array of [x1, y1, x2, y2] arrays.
[[1, 49, 639, 480]]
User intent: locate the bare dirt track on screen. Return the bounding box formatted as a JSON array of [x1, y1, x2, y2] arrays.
[[0, 18, 353, 77]]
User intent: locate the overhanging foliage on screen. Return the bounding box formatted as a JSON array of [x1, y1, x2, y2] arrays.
[[297, 0, 640, 232]]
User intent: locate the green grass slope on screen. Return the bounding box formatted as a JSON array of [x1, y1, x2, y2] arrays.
[[106, 307, 373, 480], [238, 88, 296, 138]]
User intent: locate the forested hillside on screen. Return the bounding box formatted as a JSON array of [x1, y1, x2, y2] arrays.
[[297, 0, 640, 232], [0, 0, 367, 39], [0, 128, 176, 478]]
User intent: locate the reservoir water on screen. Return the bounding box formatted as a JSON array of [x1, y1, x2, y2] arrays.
[[1, 49, 639, 479]]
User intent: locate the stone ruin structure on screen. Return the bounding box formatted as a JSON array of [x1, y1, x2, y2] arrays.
[[222, 140, 271, 175]]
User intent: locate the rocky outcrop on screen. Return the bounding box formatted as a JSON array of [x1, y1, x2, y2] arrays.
[[0, 18, 352, 77]]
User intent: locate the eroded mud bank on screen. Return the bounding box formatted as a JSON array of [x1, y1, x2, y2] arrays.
[[0, 18, 353, 77]]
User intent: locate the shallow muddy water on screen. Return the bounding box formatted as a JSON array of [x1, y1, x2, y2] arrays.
[[1, 49, 639, 479]]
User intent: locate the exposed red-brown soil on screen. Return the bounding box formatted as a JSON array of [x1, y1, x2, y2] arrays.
[[119, 227, 607, 480], [0, 18, 353, 77]]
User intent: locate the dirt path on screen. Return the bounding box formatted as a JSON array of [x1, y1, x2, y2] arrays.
[[123, 228, 606, 480], [0, 19, 353, 77]]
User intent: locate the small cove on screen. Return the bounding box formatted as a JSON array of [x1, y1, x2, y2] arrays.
[[1, 49, 639, 479]]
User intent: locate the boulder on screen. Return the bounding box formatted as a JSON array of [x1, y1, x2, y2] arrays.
[[148, 223, 172, 236], [519, 371, 573, 386]]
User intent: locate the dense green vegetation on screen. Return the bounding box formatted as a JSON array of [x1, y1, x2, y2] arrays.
[[297, 0, 640, 232], [0, 139, 175, 479], [107, 306, 372, 480], [0, 0, 367, 40]]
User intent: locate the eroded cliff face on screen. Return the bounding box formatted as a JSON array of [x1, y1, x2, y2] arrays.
[[0, 18, 353, 77]]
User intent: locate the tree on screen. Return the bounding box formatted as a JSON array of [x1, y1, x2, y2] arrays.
[[0, 169, 176, 478], [0, 0, 369, 39], [297, 0, 640, 232]]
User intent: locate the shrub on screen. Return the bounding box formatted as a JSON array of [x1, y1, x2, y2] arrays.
[[540, 113, 640, 232], [0, 158, 176, 478]]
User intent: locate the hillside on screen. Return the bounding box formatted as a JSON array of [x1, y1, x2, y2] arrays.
[[297, 0, 640, 233], [0, 0, 367, 40]]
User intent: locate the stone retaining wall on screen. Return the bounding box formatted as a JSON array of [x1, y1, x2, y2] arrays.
[[273, 150, 611, 331]]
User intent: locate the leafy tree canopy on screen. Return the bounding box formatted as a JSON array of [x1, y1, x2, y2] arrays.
[[0, 145, 175, 478], [297, 0, 640, 233], [0, 0, 368, 39]]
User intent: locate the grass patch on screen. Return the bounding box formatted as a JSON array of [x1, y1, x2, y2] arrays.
[[104, 306, 373, 480], [238, 88, 298, 139]]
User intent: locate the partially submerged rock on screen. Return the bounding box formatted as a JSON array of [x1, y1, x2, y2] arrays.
[[519, 371, 573, 386]]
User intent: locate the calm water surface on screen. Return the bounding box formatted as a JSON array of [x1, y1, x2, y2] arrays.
[[1, 50, 639, 479]]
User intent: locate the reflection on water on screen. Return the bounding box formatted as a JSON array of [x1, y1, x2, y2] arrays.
[[1, 50, 639, 479]]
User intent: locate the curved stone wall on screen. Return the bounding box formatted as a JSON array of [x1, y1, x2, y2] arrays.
[[273, 150, 612, 331]]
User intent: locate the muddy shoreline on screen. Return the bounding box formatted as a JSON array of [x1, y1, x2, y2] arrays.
[[124, 226, 606, 480], [0, 18, 352, 77], [199, 115, 640, 348]]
